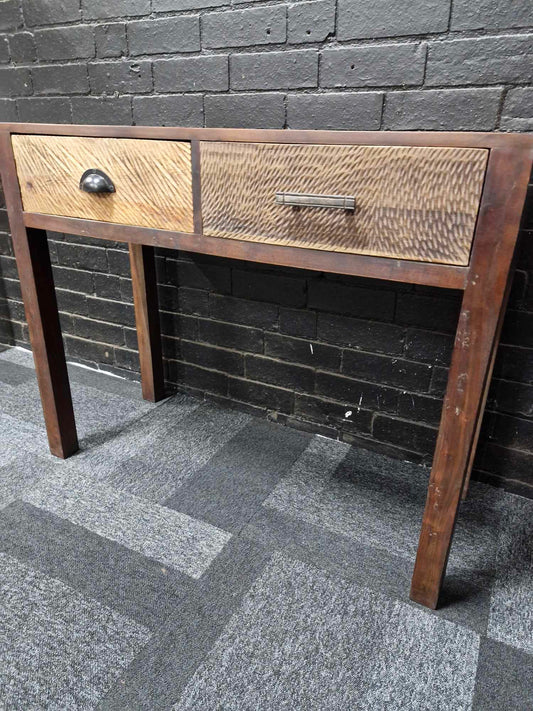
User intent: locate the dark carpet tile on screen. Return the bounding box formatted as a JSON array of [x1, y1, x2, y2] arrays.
[[242, 504, 491, 635], [100, 536, 273, 711], [0, 359, 35, 386], [0, 500, 194, 631], [473, 637, 533, 710], [164, 417, 312, 532]]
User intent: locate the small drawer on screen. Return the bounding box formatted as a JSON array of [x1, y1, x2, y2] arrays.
[[200, 142, 488, 266], [12, 135, 194, 233]]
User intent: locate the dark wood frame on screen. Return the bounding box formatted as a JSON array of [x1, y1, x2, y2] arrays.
[[1, 123, 532, 611]]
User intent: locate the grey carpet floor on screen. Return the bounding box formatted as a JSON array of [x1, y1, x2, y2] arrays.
[[0, 346, 531, 710]]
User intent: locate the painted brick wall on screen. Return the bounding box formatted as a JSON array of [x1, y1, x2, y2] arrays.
[[0, 0, 532, 496]]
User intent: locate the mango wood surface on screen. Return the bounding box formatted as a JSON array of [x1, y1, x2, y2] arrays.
[[201, 142, 488, 265], [2, 123, 532, 613], [12, 134, 194, 232]]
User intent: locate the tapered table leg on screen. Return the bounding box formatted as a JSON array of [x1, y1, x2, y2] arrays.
[[460, 275, 513, 500], [410, 285, 504, 608], [129, 243, 165, 402], [410, 147, 532, 609], [0, 132, 78, 458], [13, 228, 79, 458]]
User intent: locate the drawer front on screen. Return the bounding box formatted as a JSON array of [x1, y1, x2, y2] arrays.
[[12, 135, 194, 233], [200, 142, 488, 266]]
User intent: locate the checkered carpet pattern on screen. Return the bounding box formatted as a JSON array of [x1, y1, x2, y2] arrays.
[[0, 346, 531, 710]]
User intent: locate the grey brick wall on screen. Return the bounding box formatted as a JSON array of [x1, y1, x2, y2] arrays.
[[0, 0, 532, 496]]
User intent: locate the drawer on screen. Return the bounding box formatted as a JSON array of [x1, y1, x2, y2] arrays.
[[12, 135, 194, 233], [200, 142, 488, 266]]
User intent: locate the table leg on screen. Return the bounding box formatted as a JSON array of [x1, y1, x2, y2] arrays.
[[1, 131, 78, 458], [129, 243, 165, 402], [409, 147, 531, 609], [13, 228, 79, 458], [460, 275, 513, 500], [409, 287, 505, 608]]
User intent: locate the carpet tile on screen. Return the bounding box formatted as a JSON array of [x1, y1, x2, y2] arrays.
[[0, 501, 193, 631], [473, 637, 533, 710], [0, 346, 531, 710], [0, 551, 150, 710], [164, 417, 312, 531], [487, 496, 533, 653], [265, 437, 506, 583], [174, 553, 480, 711], [0, 358, 35, 386], [22, 472, 232, 579], [102, 400, 251, 502]]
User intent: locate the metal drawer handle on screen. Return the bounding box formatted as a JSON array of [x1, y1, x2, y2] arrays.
[[275, 191, 355, 211], [79, 169, 115, 194]]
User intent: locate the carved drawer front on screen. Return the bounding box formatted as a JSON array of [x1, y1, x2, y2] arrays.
[[200, 142, 488, 265], [12, 135, 194, 233]]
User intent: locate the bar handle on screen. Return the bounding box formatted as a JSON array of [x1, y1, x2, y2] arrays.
[[275, 191, 355, 211]]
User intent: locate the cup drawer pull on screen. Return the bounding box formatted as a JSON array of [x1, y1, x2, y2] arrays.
[[275, 191, 355, 211], [79, 168, 115, 194]]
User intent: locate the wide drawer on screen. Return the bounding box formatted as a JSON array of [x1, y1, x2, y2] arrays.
[[200, 142, 488, 266], [12, 135, 194, 233]]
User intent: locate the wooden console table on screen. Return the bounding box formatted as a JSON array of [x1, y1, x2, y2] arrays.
[[1, 123, 532, 610]]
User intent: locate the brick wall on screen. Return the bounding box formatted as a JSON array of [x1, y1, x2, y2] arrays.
[[0, 0, 532, 496]]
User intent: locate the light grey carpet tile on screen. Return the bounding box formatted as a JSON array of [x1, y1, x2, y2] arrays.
[[100, 536, 273, 711], [472, 638, 533, 711], [0, 376, 154, 442], [0, 346, 35, 367], [264, 436, 506, 582], [0, 345, 147, 400], [0, 414, 60, 509], [66, 362, 147, 401], [174, 552, 480, 711], [263, 435, 423, 554], [0, 358, 35, 386], [164, 418, 312, 532], [0, 413, 48, 467], [102, 401, 252, 502], [0, 455, 57, 510], [22, 471, 231, 579], [0, 501, 194, 631], [242, 505, 491, 635], [0, 551, 150, 710], [67, 381, 156, 442], [487, 496, 533, 654], [62, 393, 202, 488]]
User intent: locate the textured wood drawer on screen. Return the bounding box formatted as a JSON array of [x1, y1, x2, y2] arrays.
[[200, 142, 488, 266], [12, 135, 194, 233]]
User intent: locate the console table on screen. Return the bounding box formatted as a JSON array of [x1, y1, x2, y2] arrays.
[[1, 123, 531, 610]]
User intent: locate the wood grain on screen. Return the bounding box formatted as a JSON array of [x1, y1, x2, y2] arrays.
[[4, 122, 532, 611], [3, 122, 533, 150], [129, 244, 165, 403], [410, 145, 533, 609], [22, 212, 469, 290], [12, 134, 194, 232], [200, 142, 488, 266], [0, 131, 78, 458]]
